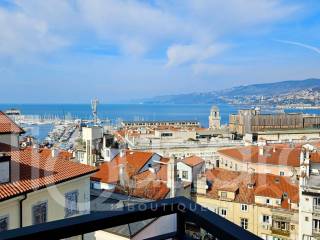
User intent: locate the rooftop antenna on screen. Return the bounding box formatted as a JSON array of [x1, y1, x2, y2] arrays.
[[91, 98, 99, 124]]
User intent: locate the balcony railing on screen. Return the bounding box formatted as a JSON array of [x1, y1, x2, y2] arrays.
[[271, 227, 290, 237], [313, 205, 320, 212], [0, 197, 261, 240]]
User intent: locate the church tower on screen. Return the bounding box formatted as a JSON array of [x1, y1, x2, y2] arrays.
[[209, 105, 221, 129]]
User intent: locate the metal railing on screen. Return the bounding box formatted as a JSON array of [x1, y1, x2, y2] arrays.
[[313, 205, 320, 212], [0, 197, 261, 240]]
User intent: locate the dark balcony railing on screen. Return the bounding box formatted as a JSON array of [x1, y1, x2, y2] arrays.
[[0, 196, 262, 240], [270, 227, 290, 237]]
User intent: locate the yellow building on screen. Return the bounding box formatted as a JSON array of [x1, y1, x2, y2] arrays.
[[0, 111, 97, 233], [195, 168, 299, 240], [0, 146, 97, 233]]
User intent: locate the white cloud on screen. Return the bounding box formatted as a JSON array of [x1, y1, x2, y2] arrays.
[[74, 0, 299, 57], [76, 0, 189, 55], [166, 43, 228, 67], [0, 7, 67, 58], [0, 0, 301, 62]]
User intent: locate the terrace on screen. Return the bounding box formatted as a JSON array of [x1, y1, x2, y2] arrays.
[[0, 197, 261, 240]]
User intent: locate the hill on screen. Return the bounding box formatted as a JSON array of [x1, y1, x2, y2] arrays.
[[140, 78, 320, 104]]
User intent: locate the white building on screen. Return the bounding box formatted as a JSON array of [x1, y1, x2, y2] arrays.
[[177, 156, 205, 183], [299, 143, 320, 240], [76, 126, 104, 166]]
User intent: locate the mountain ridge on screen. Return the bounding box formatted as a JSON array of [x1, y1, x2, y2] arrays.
[[139, 78, 320, 104]]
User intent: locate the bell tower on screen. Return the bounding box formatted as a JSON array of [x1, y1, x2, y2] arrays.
[[209, 105, 221, 129]]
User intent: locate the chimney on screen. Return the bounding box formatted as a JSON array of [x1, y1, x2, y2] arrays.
[[51, 148, 59, 158], [196, 174, 207, 195], [119, 149, 126, 158], [259, 146, 264, 156], [119, 164, 126, 186], [0, 153, 11, 184], [167, 155, 177, 198]]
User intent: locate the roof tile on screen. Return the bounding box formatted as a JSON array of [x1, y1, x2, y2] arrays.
[[0, 147, 97, 201], [0, 111, 24, 134]]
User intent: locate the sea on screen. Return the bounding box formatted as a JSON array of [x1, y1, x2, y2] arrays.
[[1, 103, 320, 141]]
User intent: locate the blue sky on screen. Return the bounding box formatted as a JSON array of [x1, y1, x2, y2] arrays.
[[0, 0, 319, 103]]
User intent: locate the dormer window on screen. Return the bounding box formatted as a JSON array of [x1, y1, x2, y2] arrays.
[[221, 192, 227, 198], [0, 153, 11, 184], [247, 183, 254, 189]]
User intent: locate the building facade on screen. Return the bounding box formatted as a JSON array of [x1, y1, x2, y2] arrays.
[[299, 144, 320, 240], [195, 168, 299, 240], [229, 109, 320, 138]]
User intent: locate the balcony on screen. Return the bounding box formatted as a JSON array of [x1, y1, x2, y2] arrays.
[[271, 227, 290, 237], [313, 205, 320, 212], [0, 197, 261, 240], [312, 228, 320, 239]]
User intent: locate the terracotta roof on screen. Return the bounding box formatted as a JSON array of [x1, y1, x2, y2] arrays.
[[57, 151, 73, 161], [311, 152, 320, 163], [181, 156, 204, 167], [0, 111, 25, 134], [115, 180, 169, 200], [205, 169, 254, 204], [203, 168, 298, 209], [130, 164, 170, 200], [91, 150, 154, 184], [218, 144, 301, 167], [91, 150, 170, 200], [0, 147, 97, 201], [133, 164, 168, 182]]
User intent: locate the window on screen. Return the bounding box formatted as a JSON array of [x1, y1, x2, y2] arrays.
[[266, 198, 270, 204], [241, 218, 248, 230], [262, 215, 270, 224], [273, 220, 289, 231], [313, 219, 320, 233], [314, 197, 320, 207], [280, 171, 285, 176], [65, 191, 79, 217], [182, 171, 188, 179], [0, 216, 8, 232], [32, 202, 47, 225], [305, 217, 309, 222], [219, 208, 227, 217], [240, 204, 248, 212], [221, 192, 227, 198], [161, 133, 173, 137]]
